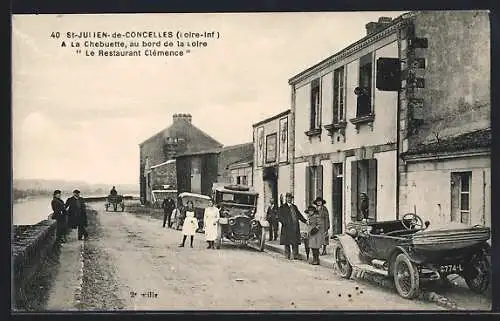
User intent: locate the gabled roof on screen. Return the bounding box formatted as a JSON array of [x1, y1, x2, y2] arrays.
[[139, 118, 223, 154], [402, 128, 491, 157], [227, 154, 254, 169]]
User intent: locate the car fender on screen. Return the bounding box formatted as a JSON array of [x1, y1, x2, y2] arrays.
[[387, 246, 425, 275], [332, 235, 363, 267]]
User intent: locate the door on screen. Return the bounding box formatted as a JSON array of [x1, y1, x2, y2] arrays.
[[191, 157, 202, 193], [332, 163, 343, 234]]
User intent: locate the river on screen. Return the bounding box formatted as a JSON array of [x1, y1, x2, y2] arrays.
[[12, 194, 139, 226]]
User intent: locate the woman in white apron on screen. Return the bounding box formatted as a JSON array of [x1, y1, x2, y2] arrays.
[[179, 200, 198, 248], [204, 199, 219, 249]]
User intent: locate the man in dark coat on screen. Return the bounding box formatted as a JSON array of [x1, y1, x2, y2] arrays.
[[278, 192, 307, 260], [51, 190, 68, 243], [110, 186, 118, 196], [266, 198, 279, 241], [162, 197, 176, 228], [65, 189, 88, 240]]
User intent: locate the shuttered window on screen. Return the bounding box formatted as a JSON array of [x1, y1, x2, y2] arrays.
[[310, 78, 321, 129], [306, 165, 324, 207], [350, 159, 377, 221]]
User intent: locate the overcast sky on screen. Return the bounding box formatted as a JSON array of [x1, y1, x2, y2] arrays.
[[12, 12, 406, 185]]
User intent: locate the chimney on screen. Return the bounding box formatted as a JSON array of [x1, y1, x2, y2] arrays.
[[365, 16, 393, 36], [172, 113, 192, 123]]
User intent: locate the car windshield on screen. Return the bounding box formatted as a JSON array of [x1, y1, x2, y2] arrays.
[[218, 192, 256, 206]]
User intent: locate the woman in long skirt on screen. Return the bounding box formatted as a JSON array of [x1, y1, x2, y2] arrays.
[[179, 200, 198, 248], [203, 199, 219, 249]]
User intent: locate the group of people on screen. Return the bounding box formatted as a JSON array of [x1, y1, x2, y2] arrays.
[[266, 192, 330, 265], [161, 197, 220, 249], [51, 189, 89, 243], [160, 191, 332, 265]]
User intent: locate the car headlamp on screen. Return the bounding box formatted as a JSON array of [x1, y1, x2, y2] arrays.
[[229, 218, 236, 225]]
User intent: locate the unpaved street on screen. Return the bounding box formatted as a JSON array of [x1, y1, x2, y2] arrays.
[[47, 202, 445, 311]]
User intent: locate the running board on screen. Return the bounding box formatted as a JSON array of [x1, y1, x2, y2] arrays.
[[356, 264, 389, 276]]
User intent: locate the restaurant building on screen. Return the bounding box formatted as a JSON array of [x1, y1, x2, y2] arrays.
[[288, 11, 490, 233]]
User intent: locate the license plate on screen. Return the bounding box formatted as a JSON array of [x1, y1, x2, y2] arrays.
[[439, 264, 463, 274]]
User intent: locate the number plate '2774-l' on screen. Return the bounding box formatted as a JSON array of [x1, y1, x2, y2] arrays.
[[439, 264, 464, 274]]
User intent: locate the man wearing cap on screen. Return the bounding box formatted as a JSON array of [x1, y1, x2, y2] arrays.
[[65, 189, 89, 240], [265, 198, 279, 241], [51, 190, 68, 244], [313, 197, 330, 256], [278, 192, 307, 260]]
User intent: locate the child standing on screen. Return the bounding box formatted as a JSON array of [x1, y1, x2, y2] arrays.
[[203, 199, 219, 249], [179, 200, 198, 248]]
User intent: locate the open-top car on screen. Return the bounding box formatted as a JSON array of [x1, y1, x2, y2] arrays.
[[332, 213, 491, 299], [212, 183, 268, 251], [173, 192, 211, 231], [105, 194, 125, 212]]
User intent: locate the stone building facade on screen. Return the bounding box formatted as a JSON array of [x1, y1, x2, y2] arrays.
[[139, 113, 223, 203]]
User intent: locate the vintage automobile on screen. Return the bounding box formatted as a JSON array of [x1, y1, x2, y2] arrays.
[[212, 183, 268, 251], [173, 192, 211, 231], [332, 213, 491, 299], [105, 194, 125, 212]]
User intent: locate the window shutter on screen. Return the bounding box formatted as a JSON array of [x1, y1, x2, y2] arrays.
[[317, 165, 324, 199], [450, 173, 460, 222], [350, 161, 359, 221], [305, 166, 311, 207], [367, 158, 378, 221]]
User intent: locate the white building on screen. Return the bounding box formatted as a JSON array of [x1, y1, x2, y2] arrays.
[[252, 110, 292, 217]]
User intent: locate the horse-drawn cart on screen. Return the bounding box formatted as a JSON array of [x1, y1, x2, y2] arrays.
[[105, 194, 125, 212]]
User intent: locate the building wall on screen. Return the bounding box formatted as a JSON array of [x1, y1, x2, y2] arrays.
[[151, 162, 177, 189], [407, 11, 490, 146], [293, 161, 308, 212], [218, 143, 254, 184], [293, 38, 399, 158], [398, 11, 491, 216], [404, 155, 490, 227], [229, 166, 253, 186]]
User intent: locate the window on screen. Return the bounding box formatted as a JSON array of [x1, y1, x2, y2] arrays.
[[241, 176, 248, 186], [310, 78, 321, 129], [451, 172, 472, 224], [356, 53, 373, 117], [350, 159, 377, 222], [333, 66, 345, 123], [236, 176, 241, 184], [305, 165, 323, 206]]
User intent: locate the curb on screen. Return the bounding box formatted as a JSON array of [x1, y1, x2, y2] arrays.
[[263, 243, 335, 269]]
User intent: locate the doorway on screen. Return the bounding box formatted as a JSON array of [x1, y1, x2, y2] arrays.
[[263, 166, 278, 207], [332, 163, 343, 234]]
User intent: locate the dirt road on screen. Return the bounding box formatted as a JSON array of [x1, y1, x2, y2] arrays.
[[46, 202, 446, 311]]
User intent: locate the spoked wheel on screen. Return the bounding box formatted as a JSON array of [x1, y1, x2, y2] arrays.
[[464, 251, 491, 294], [121, 205, 125, 212], [394, 253, 420, 299], [333, 242, 352, 279], [258, 227, 266, 252]]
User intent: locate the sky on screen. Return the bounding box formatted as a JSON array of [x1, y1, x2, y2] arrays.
[[12, 11, 407, 185]]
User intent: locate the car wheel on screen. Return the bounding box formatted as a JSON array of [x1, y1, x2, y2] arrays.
[[333, 242, 352, 279], [259, 227, 266, 252], [394, 253, 420, 299], [464, 251, 491, 294]]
